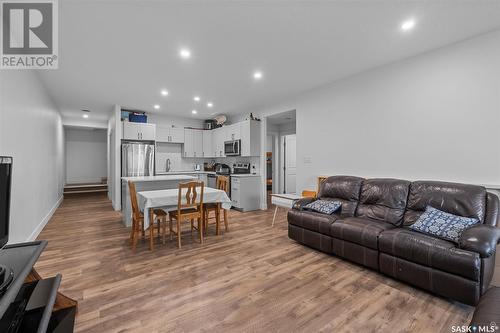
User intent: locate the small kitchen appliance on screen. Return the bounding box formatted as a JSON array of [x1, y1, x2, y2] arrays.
[[215, 163, 231, 175], [224, 139, 241, 156]]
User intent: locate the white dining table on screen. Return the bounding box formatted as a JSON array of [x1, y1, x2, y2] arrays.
[[138, 187, 232, 229]]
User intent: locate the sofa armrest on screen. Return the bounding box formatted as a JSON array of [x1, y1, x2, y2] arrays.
[[459, 225, 500, 258], [293, 198, 316, 211]]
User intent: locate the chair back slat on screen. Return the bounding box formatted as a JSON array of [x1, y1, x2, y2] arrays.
[[216, 176, 229, 194], [177, 181, 204, 210], [128, 181, 142, 220]]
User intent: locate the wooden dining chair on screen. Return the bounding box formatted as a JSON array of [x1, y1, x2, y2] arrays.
[[128, 181, 168, 251], [204, 176, 229, 236], [168, 181, 205, 249]]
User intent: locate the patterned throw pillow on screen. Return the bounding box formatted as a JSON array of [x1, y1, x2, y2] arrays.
[[304, 200, 341, 215], [410, 206, 479, 243]]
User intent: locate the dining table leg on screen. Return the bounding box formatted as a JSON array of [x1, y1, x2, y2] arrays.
[[149, 209, 154, 251]]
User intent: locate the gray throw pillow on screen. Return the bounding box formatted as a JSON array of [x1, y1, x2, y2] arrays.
[[304, 200, 341, 215]]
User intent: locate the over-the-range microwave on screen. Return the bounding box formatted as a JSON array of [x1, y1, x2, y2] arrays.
[[224, 140, 241, 156]]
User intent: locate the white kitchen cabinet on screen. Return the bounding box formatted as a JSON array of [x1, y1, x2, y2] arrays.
[[183, 129, 194, 157], [183, 129, 203, 157], [225, 123, 241, 141], [240, 120, 261, 156], [193, 129, 203, 158], [170, 128, 185, 143], [230, 175, 260, 211], [202, 130, 214, 157], [156, 126, 185, 143], [123, 122, 156, 141], [212, 127, 226, 157]]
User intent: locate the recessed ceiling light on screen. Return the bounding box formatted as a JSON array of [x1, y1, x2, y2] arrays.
[[161, 89, 168, 96], [401, 19, 416, 31], [179, 48, 191, 59], [253, 71, 263, 80], [83, 114, 89, 119], [154, 104, 160, 110], [192, 110, 197, 114], [194, 96, 200, 102], [207, 102, 213, 108]]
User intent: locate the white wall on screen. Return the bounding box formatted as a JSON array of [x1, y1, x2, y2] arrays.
[[0, 71, 65, 243], [65, 127, 107, 184], [255, 30, 500, 194]]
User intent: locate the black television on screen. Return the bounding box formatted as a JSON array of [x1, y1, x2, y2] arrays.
[[0, 157, 12, 249]]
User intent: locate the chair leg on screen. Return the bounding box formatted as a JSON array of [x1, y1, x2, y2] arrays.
[[157, 217, 161, 239], [204, 210, 209, 236], [131, 223, 138, 251], [215, 208, 220, 236], [177, 218, 181, 249], [190, 219, 194, 237], [223, 209, 229, 232], [169, 215, 173, 241], [198, 217, 203, 244], [149, 210, 154, 251], [162, 217, 166, 245], [130, 218, 135, 241]]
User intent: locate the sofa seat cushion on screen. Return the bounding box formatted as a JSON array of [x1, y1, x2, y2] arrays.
[[379, 228, 481, 281], [287, 210, 339, 236], [330, 217, 396, 250]]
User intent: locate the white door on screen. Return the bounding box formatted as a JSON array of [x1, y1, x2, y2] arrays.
[[284, 134, 296, 194], [140, 124, 156, 141]]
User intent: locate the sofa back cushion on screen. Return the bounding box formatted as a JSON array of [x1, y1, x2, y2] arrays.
[[404, 181, 487, 226], [356, 178, 411, 226], [319, 176, 364, 217]]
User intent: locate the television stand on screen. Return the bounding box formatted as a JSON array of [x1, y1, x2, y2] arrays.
[[0, 241, 76, 332]]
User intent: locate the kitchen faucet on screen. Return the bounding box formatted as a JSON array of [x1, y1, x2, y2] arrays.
[[165, 158, 171, 172]]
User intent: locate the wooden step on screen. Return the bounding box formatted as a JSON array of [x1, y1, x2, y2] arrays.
[[64, 183, 108, 195]]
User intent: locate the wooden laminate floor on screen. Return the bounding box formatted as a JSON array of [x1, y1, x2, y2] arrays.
[[35, 193, 480, 333]]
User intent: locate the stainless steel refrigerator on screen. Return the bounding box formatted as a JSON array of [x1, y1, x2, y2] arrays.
[[121, 142, 155, 177]]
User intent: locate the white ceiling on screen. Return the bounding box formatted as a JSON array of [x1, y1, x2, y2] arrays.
[[38, 0, 500, 126]]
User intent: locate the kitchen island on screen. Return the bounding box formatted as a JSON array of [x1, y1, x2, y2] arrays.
[[121, 175, 196, 227]]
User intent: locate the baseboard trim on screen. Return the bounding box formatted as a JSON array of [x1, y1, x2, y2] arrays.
[[28, 195, 63, 241]]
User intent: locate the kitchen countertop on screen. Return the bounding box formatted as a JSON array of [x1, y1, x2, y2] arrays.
[[155, 171, 217, 175], [230, 174, 261, 178], [121, 175, 196, 182]]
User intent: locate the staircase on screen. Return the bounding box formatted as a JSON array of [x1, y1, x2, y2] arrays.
[[64, 178, 108, 195]]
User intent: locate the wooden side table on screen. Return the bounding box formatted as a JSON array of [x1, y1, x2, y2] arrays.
[[270, 193, 303, 226]]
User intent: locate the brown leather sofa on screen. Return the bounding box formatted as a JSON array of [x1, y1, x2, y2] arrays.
[[288, 176, 500, 305]]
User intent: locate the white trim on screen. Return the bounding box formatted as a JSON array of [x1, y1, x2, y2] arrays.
[[482, 184, 500, 190], [27, 195, 63, 241]]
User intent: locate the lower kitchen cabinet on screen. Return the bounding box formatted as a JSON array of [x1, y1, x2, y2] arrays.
[[230, 175, 261, 211]]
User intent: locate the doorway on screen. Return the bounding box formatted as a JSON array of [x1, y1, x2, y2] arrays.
[[283, 134, 296, 194], [265, 110, 297, 205]]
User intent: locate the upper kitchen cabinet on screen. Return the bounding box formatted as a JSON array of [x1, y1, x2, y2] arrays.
[[212, 127, 226, 157], [183, 129, 204, 158], [202, 130, 214, 157], [156, 126, 185, 143], [225, 123, 241, 141], [123, 122, 156, 141], [240, 120, 261, 156]]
